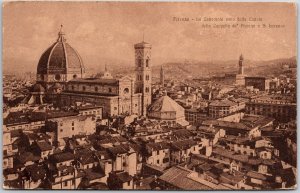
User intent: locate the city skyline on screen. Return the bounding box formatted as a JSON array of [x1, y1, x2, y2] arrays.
[[2, 2, 297, 190], [3, 2, 296, 74]]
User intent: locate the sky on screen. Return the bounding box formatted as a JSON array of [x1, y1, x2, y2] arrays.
[[3, 2, 297, 73]]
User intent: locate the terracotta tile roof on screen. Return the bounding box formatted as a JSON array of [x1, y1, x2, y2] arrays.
[[159, 166, 212, 190], [209, 99, 237, 107], [202, 120, 252, 131], [219, 172, 245, 185], [36, 141, 52, 151], [246, 171, 267, 180], [17, 152, 41, 164], [171, 139, 197, 151], [83, 168, 105, 180], [69, 78, 119, 86], [52, 152, 74, 163], [24, 164, 46, 182], [110, 171, 132, 183], [146, 142, 170, 151]]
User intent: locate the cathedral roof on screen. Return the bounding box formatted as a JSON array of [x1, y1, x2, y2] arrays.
[[69, 78, 119, 86], [148, 95, 184, 113], [37, 25, 84, 74]]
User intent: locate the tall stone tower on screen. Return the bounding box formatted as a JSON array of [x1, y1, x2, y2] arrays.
[[160, 65, 165, 86], [236, 54, 245, 86], [238, 54, 244, 75], [134, 41, 152, 116]]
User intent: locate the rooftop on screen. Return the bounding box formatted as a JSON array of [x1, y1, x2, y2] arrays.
[[159, 166, 212, 190], [69, 78, 119, 86]]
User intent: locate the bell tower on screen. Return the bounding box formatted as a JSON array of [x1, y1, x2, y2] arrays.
[[236, 54, 245, 86], [134, 41, 152, 116], [238, 54, 244, 75], [160, 65, 165, 86]]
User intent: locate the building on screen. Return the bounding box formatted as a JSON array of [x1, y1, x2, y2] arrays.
[[60, 76, 142, 117], [147, 95, 188, 126], [47, 152, 81, 189], [245, 77, 270, 91], [59, 40, 153, 117], [236, 54, 245, 86], [202, 120, 261, 138], [245, 97, 296, 123], [3, 111, 46, 132], [171, 140, 201, 164], [3, 131, 13, 170], [107, 171, 134, 190], [33, 26, 152, 118], [208, 99, 245, 119], [46, 112, 97, 147], [134, 41, 152, 116], [184, 108, 208, 125], [36, 25, 85, 90], [156, 166, 214, 190], [145, 142, 170, 168]]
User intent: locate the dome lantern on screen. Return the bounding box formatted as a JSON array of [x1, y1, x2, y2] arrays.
[[57, 24, 66, 42]]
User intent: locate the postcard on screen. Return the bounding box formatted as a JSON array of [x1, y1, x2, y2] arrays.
[[2, 1, 297, 190]]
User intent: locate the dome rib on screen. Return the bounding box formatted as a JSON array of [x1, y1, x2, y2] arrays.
[[62, 41, 68, 72], [37, 43, 56, 74], [37, 27, 84, 76]]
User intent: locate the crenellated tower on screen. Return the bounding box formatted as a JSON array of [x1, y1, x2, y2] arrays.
[[239, 54, 244, 75], [160, 65, 165, 86]]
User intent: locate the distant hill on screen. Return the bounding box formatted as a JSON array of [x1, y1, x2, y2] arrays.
[[5, 56, 296, 81], [85, 56, 296, 81]]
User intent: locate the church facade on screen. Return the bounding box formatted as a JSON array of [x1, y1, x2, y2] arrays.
[[60, 77, 143, 117], [32, 26, 152, 118]]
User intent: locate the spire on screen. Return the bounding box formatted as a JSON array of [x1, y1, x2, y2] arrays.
[[160, 64, 165, 86], [57, 24, 66, 42], [143, 31, 145, 42], [239, 54, 243, 60]]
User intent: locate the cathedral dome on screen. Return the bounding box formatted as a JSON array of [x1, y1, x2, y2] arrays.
[[37, 25, 84, 75]]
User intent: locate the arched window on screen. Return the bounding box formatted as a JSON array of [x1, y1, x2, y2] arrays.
[[73, 74, 77, 79], [109, 88, 112, 93], [55, 74, 61, 81], [71, 85, 74, 90], [95, 87, 98, 92], [83, 86, 86, 91], [146, 59, 149, 67], [145, 87, 149, 93], [123, 88, 129, 94], [146, 75, 149, 80]]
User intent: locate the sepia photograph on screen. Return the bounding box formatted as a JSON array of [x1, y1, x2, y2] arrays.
[[2, 1, 297, 190]]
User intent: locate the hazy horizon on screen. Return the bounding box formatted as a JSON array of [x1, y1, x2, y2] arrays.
[[3, 2, 296, 74]]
